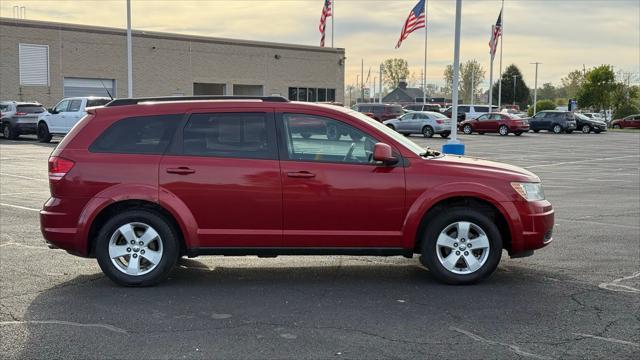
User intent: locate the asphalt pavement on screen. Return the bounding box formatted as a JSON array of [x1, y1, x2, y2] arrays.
[[0, 130, 638, 359]]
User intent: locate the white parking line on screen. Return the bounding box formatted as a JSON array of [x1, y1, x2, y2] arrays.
[[524, 155, 640, 169], [573, 333, 639, 348], [0, 173, 47, 182], [0, 203, 40, 212], [598, 272, 640, 294]]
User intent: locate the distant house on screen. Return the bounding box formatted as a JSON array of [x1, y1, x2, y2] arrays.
[[382, 80, 424, 104]]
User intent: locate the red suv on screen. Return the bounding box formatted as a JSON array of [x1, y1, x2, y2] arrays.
[[41, 96, 554, 286]]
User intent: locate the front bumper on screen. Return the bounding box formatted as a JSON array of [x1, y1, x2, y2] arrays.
[[502, 199, 555, 256]]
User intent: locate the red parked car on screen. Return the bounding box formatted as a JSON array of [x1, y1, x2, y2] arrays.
[[41, 96, 554, 286], [460, 112, 530, 136], [610, 114, 640, 129]]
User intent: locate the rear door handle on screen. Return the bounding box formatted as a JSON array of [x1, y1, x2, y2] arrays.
[[166, 167, 196, 175], [287, 171, 315, 178]]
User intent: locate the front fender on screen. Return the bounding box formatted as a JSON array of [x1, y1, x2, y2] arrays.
[[401, 182, 520, 249]]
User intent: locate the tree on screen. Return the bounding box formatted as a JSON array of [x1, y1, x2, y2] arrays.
[[537, 83, 557, 100], [382, 58, 409, 89], [491, 64, 530, 108], [528, 99, 556, 116], [442, 60, 485, 103], [560, 70, 585, 99], [576, 65, 617, 111]]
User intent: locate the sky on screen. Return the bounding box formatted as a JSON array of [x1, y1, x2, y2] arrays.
[[1, 0, 639, 92]]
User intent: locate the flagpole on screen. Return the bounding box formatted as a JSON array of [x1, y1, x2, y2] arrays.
[[497, 0, 504, 109], [489, 26, 494, 108], [423, 0, 428, 104], [331, 0, 334, 47]]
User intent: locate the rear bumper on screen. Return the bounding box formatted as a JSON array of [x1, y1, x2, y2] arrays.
[[502, 200, 555, 256], [40, 197, 89, 256], [15, 123, 37, 134]]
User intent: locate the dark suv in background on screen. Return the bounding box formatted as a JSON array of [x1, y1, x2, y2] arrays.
[[353, 103, 403, 122], [529, 111, 578, 134]]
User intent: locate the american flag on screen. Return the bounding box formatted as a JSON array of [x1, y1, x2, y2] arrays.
[[489, 9, 502, 60], [319, 0, 332, 47], [395, 0, 426, 49]]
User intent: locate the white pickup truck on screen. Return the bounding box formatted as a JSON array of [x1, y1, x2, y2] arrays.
[[37, 97, 111, 142]]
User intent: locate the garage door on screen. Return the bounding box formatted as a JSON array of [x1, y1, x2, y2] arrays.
[[63, 78, 115, 98]]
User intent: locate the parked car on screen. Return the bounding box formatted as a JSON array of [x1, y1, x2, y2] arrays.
[[574, 113, 607, 133], [443, 104, 499, 122], [610, 114, 640, 129], [40, 96, 554, 286], [403, 103, 442, 113], [581, 112, 605, 122], [352, 103, 403, 122], [528, 111, 577, 134], [37, 97, 111, 142], [383, 111, 451, 138], [459, 112, 530, 136], [0, 101, 46, 139]]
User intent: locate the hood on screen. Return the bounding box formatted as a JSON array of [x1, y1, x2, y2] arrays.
[[430, 155, 539, 182]]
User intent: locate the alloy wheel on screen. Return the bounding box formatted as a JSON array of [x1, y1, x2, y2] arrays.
[[436, 221, 490, 275], [109, 222, 164, 276], [463, 125, 472, 134], [582, 125, 590, 133]]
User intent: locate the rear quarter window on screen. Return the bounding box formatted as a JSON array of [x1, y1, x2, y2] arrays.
[[89, 114, 182, 154], [87, 99, 111, 108], [16, 105, 45, 113]]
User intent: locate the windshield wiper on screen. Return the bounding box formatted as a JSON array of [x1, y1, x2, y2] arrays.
[[420, 147, 441, 158]]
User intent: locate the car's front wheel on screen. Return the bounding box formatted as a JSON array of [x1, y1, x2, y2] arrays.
[[498, 125, 509, 136], [37, 122, 52, 143], [420, 207, 502, 284], [95, 210, 179, 286], [552, 124, 563, 134], [462, 124, 473, 135], [581, 124, 591, 134]]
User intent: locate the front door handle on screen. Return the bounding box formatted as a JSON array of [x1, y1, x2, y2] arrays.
[[287, 171, 315, 178], [166, 167, 196, 175]]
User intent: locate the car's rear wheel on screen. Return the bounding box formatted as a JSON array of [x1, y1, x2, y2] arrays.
[[420, 208, 502, 284], [37, 122, 52, 143], [533, 129, 540, 133], [422, 126, 434, 138], [386, 124, 396, 131], [498, 125, 509, 136], [326, 124, 340, 140], [552, 124, 563, 134], [95, 210, 179, 286], [581, 124, 591, 134], [300, 132, 312, 139], [3, 123, 18, 140], [462, 124, 472, 135]]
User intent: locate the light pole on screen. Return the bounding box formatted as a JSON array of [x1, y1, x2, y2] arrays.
[[530, 62, 541, 115], [512, 74, 519, 107], [442, 0, 464, 155]]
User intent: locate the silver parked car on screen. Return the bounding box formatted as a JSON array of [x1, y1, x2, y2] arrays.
[[1, 101, 46, 139], [383, 111, 452, 138]]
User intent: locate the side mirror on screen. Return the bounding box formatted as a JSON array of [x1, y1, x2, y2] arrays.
[[373, 143, 398, 165], [48, 108, 57, 114]]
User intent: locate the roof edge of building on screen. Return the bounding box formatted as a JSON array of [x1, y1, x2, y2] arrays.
[[0, 17, 346, 54]]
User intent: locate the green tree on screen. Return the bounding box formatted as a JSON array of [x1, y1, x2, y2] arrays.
[[537, 83, 557, 100], [382, 58, 409, 89], [560, 70, 585, 99], [443, 60, 486, 103], [576, 65, 617, 111], [528, 99, 556, 116], [491, 64, 530, 108]]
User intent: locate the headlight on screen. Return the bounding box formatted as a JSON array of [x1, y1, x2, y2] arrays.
[[511, 182, 545, 201]]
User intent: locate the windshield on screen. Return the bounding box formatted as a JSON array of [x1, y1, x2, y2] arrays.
[[575, 113, 592, 121], [347, 110, 426, 156]]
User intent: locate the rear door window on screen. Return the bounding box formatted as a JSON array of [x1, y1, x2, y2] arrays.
[[67, 100, 83, 112], [16, 105, 45, 113], [90, 114, 182, 154], [475, 106, 489, 113], [182, 112, 275, 160]]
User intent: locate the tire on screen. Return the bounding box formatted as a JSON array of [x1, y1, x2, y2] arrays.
[[440, 132, 450, 138], [552, 124, 563, 134], [498, 125, 509, 136], [95, 210, 179, 286], [300, 132, 312, 139], [514, 131, 523, 136], [613, 124, 621, 129], [3, 123, 18, 140], [402, 133, 411, 137], [533, 129, 540, 133], [349, 132, 364, 141], [594, 129, 601, 134], [462, 124, 472, 135], [326, 124, 340, 141], [422, 126, 434, 138], [37, 122, 52, 143], [386, 124, 396, 131], [420, 207, 503, 285], [581, 124, 591, 134]]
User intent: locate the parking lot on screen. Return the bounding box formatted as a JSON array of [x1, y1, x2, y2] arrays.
[[1, 130, 638, 359]]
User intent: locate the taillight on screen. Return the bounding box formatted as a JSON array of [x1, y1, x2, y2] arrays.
[[436, 120, 444, 124], [14, 111, 27, 116], [48, 156, 75, 181]]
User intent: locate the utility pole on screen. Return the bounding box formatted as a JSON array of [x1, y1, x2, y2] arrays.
[[126, 0, 133, 98], [470, 70, 475, 105], [530, 62, 541, 115], [512, 74, 519, 106], [361, 59, 364, 103], [379, 63, 383, 103], [442, 0, 464, 155]]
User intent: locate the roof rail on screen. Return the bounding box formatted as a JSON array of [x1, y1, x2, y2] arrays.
[[104, 95, 289, 107]]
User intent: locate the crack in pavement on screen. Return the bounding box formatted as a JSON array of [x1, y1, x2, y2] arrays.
[[450, 327, 553, 360]]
